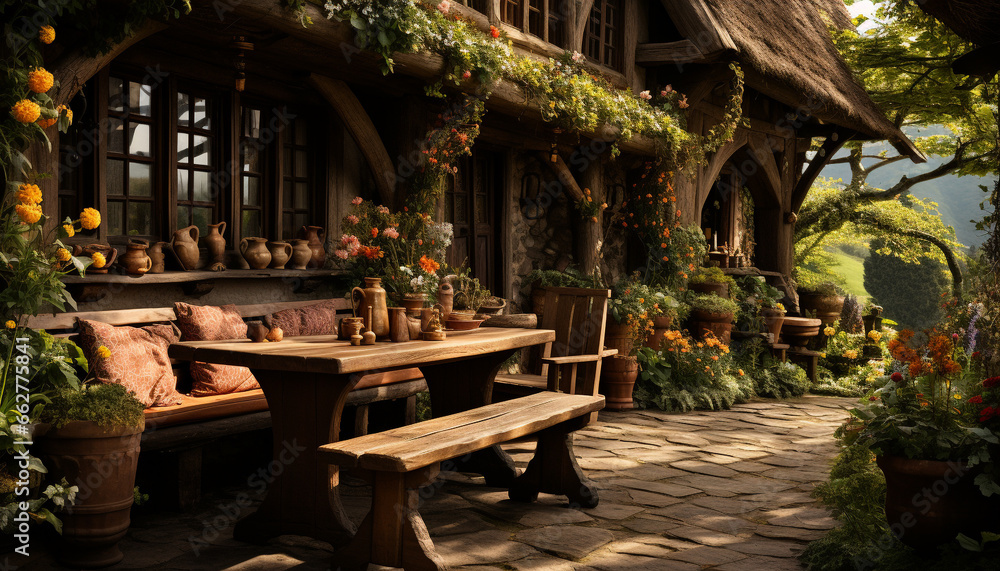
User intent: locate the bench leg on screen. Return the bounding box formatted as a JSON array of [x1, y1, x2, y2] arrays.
[[334, 467, 445, 571], [354, 404, 370, 437], [176, 448, 202, 509], [509, 422, 599, 509]]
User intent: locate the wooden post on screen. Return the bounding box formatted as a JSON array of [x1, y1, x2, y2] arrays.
[[577, 160, 603, 276]]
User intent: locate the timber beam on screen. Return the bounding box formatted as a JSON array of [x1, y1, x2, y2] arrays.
[[790, 133, 849, 213], [636, 40, 710, 65]]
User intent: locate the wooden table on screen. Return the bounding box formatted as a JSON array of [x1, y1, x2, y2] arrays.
[[168, 327, 554, 546]]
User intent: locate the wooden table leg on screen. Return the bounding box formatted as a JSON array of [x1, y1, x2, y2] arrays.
[[420, 350, 518, 487], [233, 370, 358, 546], [509, 416, 598, 508]]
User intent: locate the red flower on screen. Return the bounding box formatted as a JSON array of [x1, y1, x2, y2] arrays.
[[891, 372, 904, 383], [980, 406, 996, 423], [869, 395, 879, 401], [371, 227, 379, 238], [969, 395, 983, 404], [490, 25, 500, 38], [984, 377, 1000, 389]]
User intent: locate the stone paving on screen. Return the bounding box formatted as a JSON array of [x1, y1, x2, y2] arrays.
[[12, 395, 854, 570]]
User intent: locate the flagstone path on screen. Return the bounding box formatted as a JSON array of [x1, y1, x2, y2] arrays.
[[10, 395, 854, 570]]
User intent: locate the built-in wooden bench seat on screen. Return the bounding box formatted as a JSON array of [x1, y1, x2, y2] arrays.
[[318, 391, 605, 570], [27, 299, 428, 507]]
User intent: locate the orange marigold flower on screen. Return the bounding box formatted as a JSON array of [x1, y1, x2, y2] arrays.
[[11, 99, 41, 123], [15, 203, 42, 225], [37, 116, 57, 129], [39, 25, 55, 44], [16, 183, 42, 205], [90, 252, 106, 268], [56, 104, 72, 125], [56, 248, 71, 262], [419, 255, 440, 274], [371, 227, 379, 238], [27, 68, 54, 94], [80, 207, 101, 230]]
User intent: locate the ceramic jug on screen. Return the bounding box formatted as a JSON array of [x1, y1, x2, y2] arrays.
[[205, 222, 227, 268], [240, 237, 271, 270], [267, 241, 293, 269], [351, 277, 390, 338], [438, 281, 454, 321], [171, 225, 200, 271], [290, 239, 312, 270], [120, 239, 153, 276], [148, 241, 168, 273], [300, 226, 326, 269]]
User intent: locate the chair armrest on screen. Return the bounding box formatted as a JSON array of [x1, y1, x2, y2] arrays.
[[601, 348, 619, 358], [542, 355, 602, 365]]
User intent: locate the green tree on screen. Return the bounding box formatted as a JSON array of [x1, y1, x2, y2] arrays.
[[863, 239, 949, 331]]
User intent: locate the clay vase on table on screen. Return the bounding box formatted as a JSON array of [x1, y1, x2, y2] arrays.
[[300, 225, 326, 269], [148, 241, 168, 274], [170, 225, 200, 271], [119, 239, 153, 276], [240, 237, 271, 270], [267, 241, 293, 269], [351, 277, 390, 339], [72, 244, 117, 274], [388, 307, 410, 343], [205, 221, 227, 271]]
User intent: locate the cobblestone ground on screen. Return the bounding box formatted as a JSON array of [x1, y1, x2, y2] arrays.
[[11, 395, 854, 570]]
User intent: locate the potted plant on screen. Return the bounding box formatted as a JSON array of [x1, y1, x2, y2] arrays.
[[645, 291, 684, 350], [522, 267, 592, 317], [452, 271, 495, 319], [687, 266, 736, 299], [734, 277, 786, 341], [796, 277, 845, 324], [687, 293, 738, 344], [845, 329, 1000, 549], [602, 279, 661, 410]]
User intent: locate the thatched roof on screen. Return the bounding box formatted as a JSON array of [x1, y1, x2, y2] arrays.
[[682, 0, 923, 160], [919, 0, 1000, 46]]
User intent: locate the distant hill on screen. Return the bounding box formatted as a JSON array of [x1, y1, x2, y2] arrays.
[[819, 130, 995, 249]]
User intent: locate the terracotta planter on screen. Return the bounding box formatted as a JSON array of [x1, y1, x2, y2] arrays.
[[600, 355, 638, 411], [605, 318, 635, 357], [478, 297, 507, 317], [645, 315, 674, 350], [689, 282, 729, 299], [798, 293, 845, 325], [761, 309, 785, 341], [780, 316, 822, 347], [689, 309, 734, 344], [400, 293, 428, 315], [877, 455, 1000, 550], [35, 420, 143, 568]]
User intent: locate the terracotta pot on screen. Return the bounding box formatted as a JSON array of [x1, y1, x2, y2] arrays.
[[478, 297, 506, 316], [352, 277, 390, 338], [205, 222, 227, 266], [267, 241, 293, 269], [798, 293, 845, 325], [119, 240, 152, 276], [689, 282, 729, 299], [761, 309, 786, 341], [605, 318, 635, 357], [401, 293, 428, 315], [689, 309, 735, 344], [239, 237, 271, 270], [170, 225, 200, 271], [148, 242, 168, 274], [290, 239, 312, 270], [780, 316, 822, 347], [877, 455, 1000, 550], [600, 355, 638, 411], [645, 315, 674, 350], [35, 420, 143, 568], [300, 225, 326, 269], [73, 244, 117, 275]]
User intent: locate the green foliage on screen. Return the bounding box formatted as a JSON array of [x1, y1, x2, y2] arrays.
[[40, 383, 144, 429], [863, 240, 948, 331], [688, 266, 735, 286], [841, 294, 865, 333], [687, 293, 738, 315], [733, 338, 811, 399], [522, 267, 594, 289]]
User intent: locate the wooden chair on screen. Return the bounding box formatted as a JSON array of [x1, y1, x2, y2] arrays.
[[493, 287, 616, 415]]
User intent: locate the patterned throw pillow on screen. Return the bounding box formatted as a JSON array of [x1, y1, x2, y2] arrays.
[[76, 319, 183, 408], [173, 302, 260, 396], [265, 300, 340, 337]]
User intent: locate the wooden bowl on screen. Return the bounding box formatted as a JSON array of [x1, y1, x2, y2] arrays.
[[446, 318, 485, 331]]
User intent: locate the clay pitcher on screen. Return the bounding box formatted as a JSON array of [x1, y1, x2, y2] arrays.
[[170, 225, 200, 271], [120, 239, 153, 276], [300, 225, 326, 269], [290, 239, 312, 270], [240, 237, 271, 270], [205, 222, 227, 266], [351, 277, 390, 339], [267, 241, 293, 269], [148, 242, 168, 274]]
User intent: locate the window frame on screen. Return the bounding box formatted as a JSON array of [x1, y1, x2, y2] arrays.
[[584, 0, 625, 72], [499, 0, 565, 45], [171, 81, 224, 238]]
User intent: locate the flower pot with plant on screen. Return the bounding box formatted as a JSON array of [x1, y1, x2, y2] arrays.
[[522, 267, 592, 317], [796, 279, 845, 324], [601, 279, 662, 410], [688, 266, 736, 299], [688, 293, 738, 344]]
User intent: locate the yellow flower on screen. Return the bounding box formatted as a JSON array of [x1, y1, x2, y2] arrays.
[[868, 330, 883, 342], [843, 349, 858, 359], [56, 248, 71, 262], [63, 224, 75, 237], [824, 326, 835, 337], [775, 303, 785, 312], [5, 321, 16, 330], [96, 345, 111, 359], [16, 183, 42, 205], [39, 25, 55, 44], [91, 252, 106, 268], [820, 352, 827, 358], [79, 207, 101, 230], [37, 116, 57, 129], [15, 203, 42, 225], [56, 104, 72, 125], [11, 99, 41, 123], [953, 394, 962, 400], [27, 68, 54, 94]]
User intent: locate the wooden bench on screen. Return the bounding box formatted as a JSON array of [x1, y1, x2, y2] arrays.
[[319, 391, 605, 570], [27, 299, 428, 507], [788, 347, 821, 382]]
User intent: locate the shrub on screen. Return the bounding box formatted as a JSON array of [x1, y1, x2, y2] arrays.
[[688, 266, 736, 286], [40, 383, 144, 429], [840, 294, 865, 333], [688, 293, 738, 315], [863, 244, 947, 331]]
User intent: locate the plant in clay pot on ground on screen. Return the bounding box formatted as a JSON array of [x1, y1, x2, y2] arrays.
[[687, 266, 737, 298], [687, 293, 738, 343]]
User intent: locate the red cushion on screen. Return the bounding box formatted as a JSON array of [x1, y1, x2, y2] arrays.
[[76, 319, 183, 408], [173, 302, 260, 396]]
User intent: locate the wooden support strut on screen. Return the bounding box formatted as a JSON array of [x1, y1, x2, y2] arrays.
[[308, 74, 396, 206], [790, 133, 849, 213], [540, 153, 586, 202]]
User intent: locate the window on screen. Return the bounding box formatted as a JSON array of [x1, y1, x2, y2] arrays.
[[281, 115, 314, 240], [106, 76, 156, 238], [457, 0, 488, 12], [501, 0, 564, 44], [175, 90, 216, 236], [584, 0, 624, 71], [240, 106, 266, 239]]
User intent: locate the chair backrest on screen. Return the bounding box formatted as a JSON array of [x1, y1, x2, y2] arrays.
[[538, 286, 610, 398]]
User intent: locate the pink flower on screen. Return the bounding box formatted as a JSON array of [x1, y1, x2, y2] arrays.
[[334, 249, 349, 260], [437, 0, 449, 14], [340, 234, 361, 255], [351, 196, 363, 205], [661, 85, 673, 95], [384, 227, 400, 239], [639, 90, 652, 100], [678, 96, 689, 109], [376, 205, 390, 215], [571, 51, 584, 62], [346, 215, 359, 225]]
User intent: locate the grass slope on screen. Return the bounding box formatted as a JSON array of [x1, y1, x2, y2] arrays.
[[828, 249, 869, 300]]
